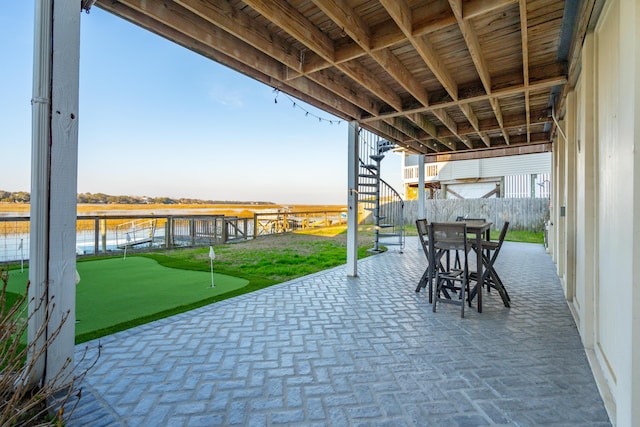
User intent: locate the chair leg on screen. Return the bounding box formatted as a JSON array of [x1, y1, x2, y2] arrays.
[[415, 268, 429, 293], [489, 267, 511, 307], [428, 268, 433, 304], [460, 277, 465, 318], [432, 274, 439, 313]]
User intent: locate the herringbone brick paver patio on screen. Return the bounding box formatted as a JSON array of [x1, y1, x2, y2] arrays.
[[68, 239, 611, 426]]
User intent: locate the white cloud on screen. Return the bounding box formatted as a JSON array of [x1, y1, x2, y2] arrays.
[[209, 84, 244, 108]]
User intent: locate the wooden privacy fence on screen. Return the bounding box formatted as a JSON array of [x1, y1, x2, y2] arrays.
[[403, 198, 550, 232]]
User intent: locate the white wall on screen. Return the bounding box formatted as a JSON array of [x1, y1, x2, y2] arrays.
[[436, 152, 551, 181], [553, 0, 640, 424], [403, 152, 551, 184]]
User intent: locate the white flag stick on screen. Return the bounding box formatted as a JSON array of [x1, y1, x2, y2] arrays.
[[209, 246, 216, 288], [124, 232, 131, 260]]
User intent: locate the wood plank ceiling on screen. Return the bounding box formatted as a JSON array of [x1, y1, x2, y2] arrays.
[[93, 0, 579, 159]]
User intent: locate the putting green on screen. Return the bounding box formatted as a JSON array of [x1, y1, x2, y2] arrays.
[[5, 257, 248, 340]]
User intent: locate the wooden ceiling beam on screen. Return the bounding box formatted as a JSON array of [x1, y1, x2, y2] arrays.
[[339, 60, 403, 111], [432, 109, 473, 149], [361, 71, 565, 123], [245, 0, 402, 113], [381, 0, 458, 101], [433, 108, 551, 138], [366, 122, 407, 147], [413, 15, 458, 36], [408, 113, 456, 151], [243, 0, 334, 63], [459, 104, 491, 147], [430, 110, 553, 145], [293, 10, 457, 79], [316, 0, 452, 154], [425, 141, 551, 162], [375, 48, 431, 106], [463, 0, 518, 20], [490, 98, 510, 144], [388, 117, 441, 153], [314, 0, 430, 107], [519, 0, 531, 143], [176, 0, 302, 73], [388, 116, 421, 141], [311, 0, 371, 48], [448, 0, 492, 94], [369, 120, 439, 154], [308, 69, 382, 116]]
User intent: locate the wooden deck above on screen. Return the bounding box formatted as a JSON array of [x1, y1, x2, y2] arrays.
[[92, 0, 603, 159]]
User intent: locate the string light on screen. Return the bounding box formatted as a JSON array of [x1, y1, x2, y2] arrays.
[[272, 88, 342, 125]]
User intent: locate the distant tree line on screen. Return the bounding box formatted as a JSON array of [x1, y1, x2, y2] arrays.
[[0, 190, 274, 205]]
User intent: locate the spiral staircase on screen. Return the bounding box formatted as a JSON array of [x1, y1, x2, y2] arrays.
[[358, 135, 405, 253]]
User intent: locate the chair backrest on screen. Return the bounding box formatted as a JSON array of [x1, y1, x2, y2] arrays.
[[495, 221, 509, 246], [430, 222, 468, 251], [490, 221, 510, 260], [415, 219, 429, 254]]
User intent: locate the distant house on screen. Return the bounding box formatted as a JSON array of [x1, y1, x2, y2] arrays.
[[402, 152, 551, 200]]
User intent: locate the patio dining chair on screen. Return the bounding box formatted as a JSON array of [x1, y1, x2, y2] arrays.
[[470, 221, 511, 307], [430, 222, 474, 317], [454, 217, 487, 270], [415, 219, 433, 299]]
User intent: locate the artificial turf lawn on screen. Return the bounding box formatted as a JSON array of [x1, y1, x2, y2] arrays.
[[5, 257, 248, 343]]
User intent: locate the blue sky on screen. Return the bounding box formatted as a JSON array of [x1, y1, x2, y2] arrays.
[[0, 3, 402, 205]]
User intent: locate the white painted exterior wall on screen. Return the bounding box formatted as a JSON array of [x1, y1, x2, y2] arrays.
[[404, 152, 551, 182], [550, 0, 640, 424], [403, 152, 552, 199]]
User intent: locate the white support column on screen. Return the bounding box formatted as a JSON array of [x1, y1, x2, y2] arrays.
[[554, 120, 566, 277], [565, 90, 577, 300], [29, 0, 80, 388], [619, 0, 640, 422], [579, 31, 597, 348], [346, 121, 359, 277], [418, 155, 425, 219]]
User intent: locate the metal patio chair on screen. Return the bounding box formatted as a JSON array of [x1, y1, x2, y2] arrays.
[[415, 219, 433, 300], [454, 217, 487, 270], [470, 221, 511, 307], [430, 222, 474, 317]]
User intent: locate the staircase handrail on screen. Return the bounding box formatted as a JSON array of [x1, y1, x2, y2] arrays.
[[378, 176, 404, 208], [358, 158, 404, 209]]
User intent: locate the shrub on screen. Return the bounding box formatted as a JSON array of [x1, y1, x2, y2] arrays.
[[0, 268, 96, 426]]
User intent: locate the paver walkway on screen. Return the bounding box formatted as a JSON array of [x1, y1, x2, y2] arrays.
[[68, 239, 611, 426]]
